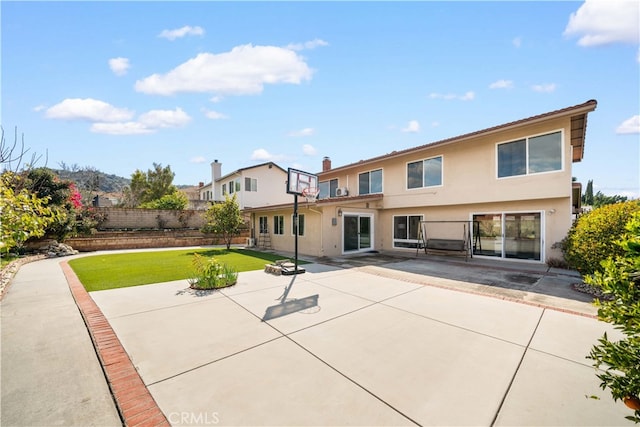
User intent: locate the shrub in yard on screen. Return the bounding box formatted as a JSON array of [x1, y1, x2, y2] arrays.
[[586, 212, 640, 423], [563, 200, 640, 275], [187, 253, 238, 290]]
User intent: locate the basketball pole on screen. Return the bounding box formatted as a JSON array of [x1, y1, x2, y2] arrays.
[[293, 193, 299, 273]]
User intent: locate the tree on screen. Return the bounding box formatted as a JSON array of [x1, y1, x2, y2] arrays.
[[201, 195, 244, 250], [583, 179, 594, 205], [139, 192, 188, 210], [121, 163, 177, 207], [0, 172, 58, 254], [1, 126, 45, 172], [586, 212, 640, 423], [593, 191, 628, 208]]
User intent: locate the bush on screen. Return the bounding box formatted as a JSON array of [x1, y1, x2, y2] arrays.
[[187, 254, 238, 290], [586, 212, 640, 423], [563, 201, 640, 275]]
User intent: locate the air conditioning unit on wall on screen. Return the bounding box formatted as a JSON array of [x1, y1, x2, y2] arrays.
[[336, 187, 349, 196]]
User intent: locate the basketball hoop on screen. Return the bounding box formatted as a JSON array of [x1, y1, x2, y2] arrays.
[[301, 187, 319, 203]]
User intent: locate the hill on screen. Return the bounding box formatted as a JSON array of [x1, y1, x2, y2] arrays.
[[53, 167, 130, 193]]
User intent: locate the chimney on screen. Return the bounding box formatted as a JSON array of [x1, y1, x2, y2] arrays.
[[322, 156, 331, 172], [211, 160, 222, 181], [198, 182, 204, 188]]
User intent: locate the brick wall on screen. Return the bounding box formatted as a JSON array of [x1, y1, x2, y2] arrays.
[[94, 207, 205, 230], [65, 230, 251, 252]]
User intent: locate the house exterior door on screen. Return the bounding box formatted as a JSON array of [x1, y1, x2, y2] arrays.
[[343, 214, 372, 253], [473, 212, 542, 261]]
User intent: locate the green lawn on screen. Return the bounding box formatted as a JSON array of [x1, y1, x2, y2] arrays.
[[68, 248, 307, 292]]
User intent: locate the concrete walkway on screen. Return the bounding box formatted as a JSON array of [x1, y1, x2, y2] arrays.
[[1, 251, 634, 426], [1, 257, 121, 426]]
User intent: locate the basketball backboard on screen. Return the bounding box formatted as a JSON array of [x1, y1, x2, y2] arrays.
[[287, 168, 318, 195]]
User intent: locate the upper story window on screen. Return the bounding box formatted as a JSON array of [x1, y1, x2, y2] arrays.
[[319, 178, 338, 199], [222, 184, 227, 195], [228, 179, 241, 193], [407, 156, 443, 189], [245, 177, 258, 192], [359, 169, 383, 195], [497, 131, 562, 178]]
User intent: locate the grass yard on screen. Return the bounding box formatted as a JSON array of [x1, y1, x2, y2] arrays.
[[69, 248, 307, 292]]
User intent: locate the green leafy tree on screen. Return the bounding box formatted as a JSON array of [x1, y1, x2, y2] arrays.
[[586, 212, 640, 423], [121, 163, 177, 207], [563, 201, 640, 275], [201, 194, 244, 250], [593, 191, 628, 208], [139, 192, 188, 210], [583, 179, 594, 205], [0, 172, 58, 254]]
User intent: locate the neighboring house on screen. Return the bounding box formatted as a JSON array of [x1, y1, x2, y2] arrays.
[[179, 184, 210, 210], [199, 160, 290, 210], [244, 99, 597, 263]]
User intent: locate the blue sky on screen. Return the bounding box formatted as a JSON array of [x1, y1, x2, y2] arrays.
[[2, 1, 639, 197]]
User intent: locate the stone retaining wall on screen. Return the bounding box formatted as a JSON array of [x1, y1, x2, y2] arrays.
[[65, 230, 250, 252]]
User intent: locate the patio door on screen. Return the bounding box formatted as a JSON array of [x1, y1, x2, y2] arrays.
[[473, 212, 541, 261], [343, 214, 372, 253]]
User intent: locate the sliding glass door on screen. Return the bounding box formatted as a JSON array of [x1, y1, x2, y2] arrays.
[[473, 212, 541, 261]]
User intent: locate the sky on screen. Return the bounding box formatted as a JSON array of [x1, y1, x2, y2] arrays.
[[2, 1, 639, 197]]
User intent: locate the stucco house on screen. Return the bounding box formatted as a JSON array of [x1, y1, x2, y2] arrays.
[[244, 100, 597, 263], [199, 160, 290, 210]]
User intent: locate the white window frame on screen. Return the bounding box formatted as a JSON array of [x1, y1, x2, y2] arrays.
[[319, 178, 339, 199], [406, 155, 443, 190], [496, 129, 564, 179], [392, 214, 424, 249], [274, 215, 285, 235], [358, 168, 383, 195], [291, 213, 305, 236]]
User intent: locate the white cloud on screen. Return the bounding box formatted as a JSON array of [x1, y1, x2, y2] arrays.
[[286, 38, 329, 51], [302, 144, 317, 155], [431, 121, 440, 127], [32, 104, 46, 112], [135, 44, 313, 96], [288, 127, 315, 137], [489, 79, 514, 89], [401, 120, 421, 133], [532, 83, 557, 93], [190, 156, 207, 164], [109, 57, 130, 76], [429, 91, 475, 101], [250, 148, 287, 162], [512, 37, 522, 48], [616, 115, 640, 134], [158, 25, 205, 41], [45, 98, 134, 122], [90, 122, 154, 135], [564, 0, 639, 46], [202, 108, 228, 120], [138, 108, 191, 128]]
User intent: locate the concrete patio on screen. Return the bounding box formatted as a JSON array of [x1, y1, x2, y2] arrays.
[[86, 259, 631, 426]]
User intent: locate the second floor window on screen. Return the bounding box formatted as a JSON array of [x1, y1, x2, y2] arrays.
[[222, 184, 227, 195], [319, 178, 338, 199], [245, 177, 258, 192], [359, 169, 383, 195], [498, 131, 562, 178], [408, 156, 442, 189]]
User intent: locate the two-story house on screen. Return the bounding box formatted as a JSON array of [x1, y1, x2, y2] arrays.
[[244, 99, 597, 263], [199, 160, 290, 210]]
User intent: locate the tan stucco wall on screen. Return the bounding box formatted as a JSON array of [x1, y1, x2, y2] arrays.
[[250, 114, 581, 263]]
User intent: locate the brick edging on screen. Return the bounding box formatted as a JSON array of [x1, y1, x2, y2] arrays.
[[61, 261, 170, 427]]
